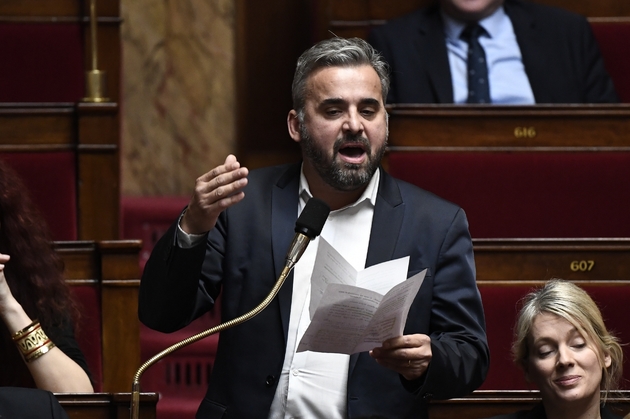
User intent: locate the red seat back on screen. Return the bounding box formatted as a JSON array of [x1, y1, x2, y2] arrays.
[[590, 19, 630, 103], [479, 284, 630, 390], [0, 152, 78, 241], [120, 196, 189, 270], [140, 318, 219, 419], [388, 151, 630, 238], [0, 23, 84, 102], [122, 196, 220, 417]]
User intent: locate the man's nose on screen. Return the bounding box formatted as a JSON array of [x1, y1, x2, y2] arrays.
[[343, 110, 364, 133]]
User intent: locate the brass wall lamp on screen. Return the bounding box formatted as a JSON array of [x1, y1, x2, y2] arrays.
[[83, 0, 109, 102]]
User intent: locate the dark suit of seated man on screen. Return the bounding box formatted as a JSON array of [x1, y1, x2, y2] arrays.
[[368, 0, 619, 104], [0, 387, 69, 419]]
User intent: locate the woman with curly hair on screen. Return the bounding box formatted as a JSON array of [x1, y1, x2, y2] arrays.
[[0, 159, 93, 392]]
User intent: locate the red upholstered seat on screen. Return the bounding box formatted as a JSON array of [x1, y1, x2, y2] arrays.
[[387, 151, 630, 238], [0, 152, 78, 241], [120, 195, 189, 270], [479, 284, 630, 390], [0, 23, 84, 102], [590, 19, 630, 103], [478, 286, 530, 390], [140, 317, 220, 419], [122, 195, 220, 417]]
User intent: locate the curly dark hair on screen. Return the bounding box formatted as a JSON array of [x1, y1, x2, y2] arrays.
[[0, 158, 79, 340]]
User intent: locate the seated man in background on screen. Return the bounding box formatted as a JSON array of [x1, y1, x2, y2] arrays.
[[368, 0, 619, 104]]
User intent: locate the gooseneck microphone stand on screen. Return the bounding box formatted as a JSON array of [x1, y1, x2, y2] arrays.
[[130, 198, 330, 419]]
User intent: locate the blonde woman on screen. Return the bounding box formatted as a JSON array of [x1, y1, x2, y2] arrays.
[[486, 280, 624, 419]]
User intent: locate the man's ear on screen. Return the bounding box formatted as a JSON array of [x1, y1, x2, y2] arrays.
[[287, 110, 301, 143]]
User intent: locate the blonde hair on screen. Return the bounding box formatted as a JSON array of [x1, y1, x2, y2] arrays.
[[512, 279, 623, 400]]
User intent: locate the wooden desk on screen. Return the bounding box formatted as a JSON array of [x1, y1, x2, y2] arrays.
[[58, 240, 142, 393], [382, 105, 630, 238], [387, 104, 630, 150], [57, 393, 157, 419], [473, 238, 630, 283], [428, 390, 630, 419]]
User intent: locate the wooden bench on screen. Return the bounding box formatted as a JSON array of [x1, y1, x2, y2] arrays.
[[58, 240, 142, 393], [56, 393, 157, 419], [428, 390, 630, 419], [386, 104, 630, 150], [383, 105, 630, 238]]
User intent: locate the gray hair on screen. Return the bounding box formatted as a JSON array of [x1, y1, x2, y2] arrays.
[[291, 37, 390, 119]]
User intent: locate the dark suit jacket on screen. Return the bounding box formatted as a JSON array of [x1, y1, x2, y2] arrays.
[[0, 387, 69, 419], [367, 0, 619, 103], [485, 403, 622, 419], [139, 163, 489, 419]]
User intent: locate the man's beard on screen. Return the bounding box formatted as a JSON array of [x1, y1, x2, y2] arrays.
[[300, 124, 387, 191]]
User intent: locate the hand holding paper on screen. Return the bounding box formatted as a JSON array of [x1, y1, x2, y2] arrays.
[[297, 238, 426, 354]]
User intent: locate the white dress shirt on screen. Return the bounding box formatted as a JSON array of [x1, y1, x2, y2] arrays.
[[442, 6, 535, 104], [268, 168, 379, 419], [176, 166, 380, 418]]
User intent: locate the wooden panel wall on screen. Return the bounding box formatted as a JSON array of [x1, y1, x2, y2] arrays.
[[235, 0, 311, 170], [0, 0, 120, 103], [0, 1, 122, 240], [0, 103, 120, 240], [57, 393, 158, 419], [386, 104, 630, 150], [59, 240, 142, 393], [473, 239, 630, 283]]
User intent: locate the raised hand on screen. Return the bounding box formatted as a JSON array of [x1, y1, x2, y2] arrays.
[[181, 154, 249, 234]]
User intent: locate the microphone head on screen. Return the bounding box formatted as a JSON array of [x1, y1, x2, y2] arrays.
[[295, 198, 330, 239]]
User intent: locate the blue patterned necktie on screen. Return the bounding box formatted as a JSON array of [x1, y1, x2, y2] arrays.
[[461, 23, 491, 104]]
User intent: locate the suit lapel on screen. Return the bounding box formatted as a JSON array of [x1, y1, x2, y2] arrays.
[[505, 0, 553, 102], [271, 164, 301, 343], [349, 168, 405, 374], [422, 10, 454, 103], [365, 169, 405, 268]]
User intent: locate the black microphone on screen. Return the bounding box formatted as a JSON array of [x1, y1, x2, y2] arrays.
[[285, 198, 330, 270]]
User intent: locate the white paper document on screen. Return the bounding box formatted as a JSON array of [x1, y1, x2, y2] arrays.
[[297, 238, 426, 355]]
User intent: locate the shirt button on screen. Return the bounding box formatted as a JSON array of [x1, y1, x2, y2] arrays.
[[291, 369, 299, 376]]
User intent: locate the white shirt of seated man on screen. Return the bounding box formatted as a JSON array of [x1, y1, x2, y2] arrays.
[[442, 3, 535, 104]]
